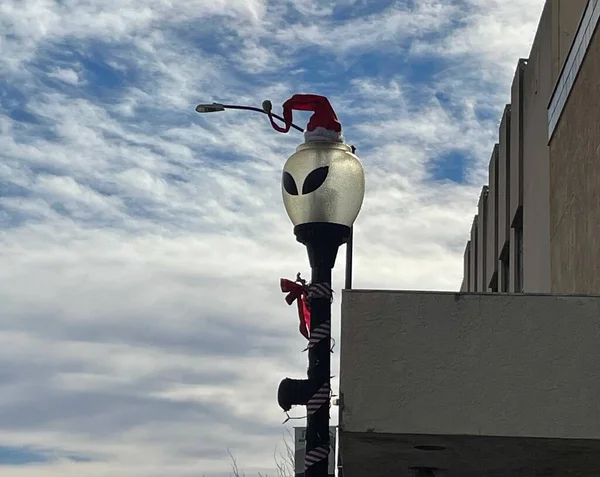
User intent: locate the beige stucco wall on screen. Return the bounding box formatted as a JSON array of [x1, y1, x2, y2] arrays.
[[469, 217, 478, 291], [509, 60, 526, 229], [497, 105, 511, 263], [549, 23, 600, 293], [476, 187, 488, 292], [460, 1, 589, 293], [485, 146, 499, 290], [462, 241, 470, 292], [340, 290, 600, 439], [521, 2, 553, 293], [551, 0, 589, 83]]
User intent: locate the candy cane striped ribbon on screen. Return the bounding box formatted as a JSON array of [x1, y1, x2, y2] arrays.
[[303, 282, 333, 352], [304, 445, 329, 470], [307, 382, 330, 416], [307, 320, 331, 349], [307, 283, 333, 302]]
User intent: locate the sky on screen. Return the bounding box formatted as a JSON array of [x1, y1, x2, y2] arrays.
[[0, 0, 547, 476]]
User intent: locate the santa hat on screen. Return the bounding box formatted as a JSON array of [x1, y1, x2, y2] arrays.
[[267, 94, 344, 143]]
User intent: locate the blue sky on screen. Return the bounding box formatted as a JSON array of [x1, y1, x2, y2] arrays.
[[1, 1, 545, 476]]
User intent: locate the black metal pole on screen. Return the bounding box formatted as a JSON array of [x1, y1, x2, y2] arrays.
[[345, 145, 357, 291], [344, 227, 353, 290], [306, 264, 331, 477], [293, 223, 350, 477]]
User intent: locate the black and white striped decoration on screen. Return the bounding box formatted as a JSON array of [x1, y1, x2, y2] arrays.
[[307, 382, 330, 416], [307, 320, 331, 349], [304, 444, 329, 470], [307, 283, 333, 302], [303, 281, 333, 472]]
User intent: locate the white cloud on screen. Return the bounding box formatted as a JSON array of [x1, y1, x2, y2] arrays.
[[273, 0, 460, 56], [47, 67, 82, 85]]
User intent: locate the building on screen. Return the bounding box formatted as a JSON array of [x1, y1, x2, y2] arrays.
[[336, 2, 600, 476], [338, 290, 600, 476], [460, 0, 600, 294]]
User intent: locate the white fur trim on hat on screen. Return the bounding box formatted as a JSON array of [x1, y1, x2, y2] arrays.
[[304, 127, 344, 143]]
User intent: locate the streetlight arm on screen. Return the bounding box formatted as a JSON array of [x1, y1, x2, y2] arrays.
[[222, 104, 304, 133], [195, 102, 304, 133]]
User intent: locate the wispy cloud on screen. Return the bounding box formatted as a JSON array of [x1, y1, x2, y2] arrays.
[[47, 67, 83, 85], [1, 0, 545, 475]]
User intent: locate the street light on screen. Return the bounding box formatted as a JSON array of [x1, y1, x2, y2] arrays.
[[195, 103, 225, 113], [196, 100, 357, 287], [195, 96, 364, 477], [282, 139, 364, 262], [274, 94, 365, 477]]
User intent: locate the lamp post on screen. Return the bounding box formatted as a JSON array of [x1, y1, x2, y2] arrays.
[[273, 95, 365, 477], [196, 96, 364, 477], [281, 140, 364, 477]]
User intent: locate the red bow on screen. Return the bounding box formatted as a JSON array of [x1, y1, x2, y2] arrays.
[[280, 278, 310, 340]]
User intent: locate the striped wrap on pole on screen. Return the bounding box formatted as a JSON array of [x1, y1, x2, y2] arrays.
[[306, 282, 333, 350], [307, 282, 333, 303], [306, 382, 330, 416], [307, 320, 330, 350], [304, 444, 330, 471], [304, 281, 333, 472]]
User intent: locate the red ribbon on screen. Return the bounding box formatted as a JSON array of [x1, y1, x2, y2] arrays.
[[281, 278, 311, 340]]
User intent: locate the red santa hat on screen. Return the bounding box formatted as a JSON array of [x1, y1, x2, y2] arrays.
[[267, 94, 344, 143]]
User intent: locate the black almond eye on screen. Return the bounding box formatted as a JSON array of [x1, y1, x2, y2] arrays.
[[302, 166, 329, 194], [283, 171, 299, 195]]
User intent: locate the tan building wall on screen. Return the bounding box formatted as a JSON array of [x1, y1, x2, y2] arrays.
[[462, 241, 471, 292], [469, 216, 478, 291], [551, 0, 589, 83], [509, 60, 526, 227], [509, 60, 526, 293], [340, 290, 600, 476], [521, 3, 553, 293], [485, 146, 499, 291], [461, 0, 590, 293], [549, 5, 600, 293], [476, 187, 488, 292], [497, 105, 511, 292]]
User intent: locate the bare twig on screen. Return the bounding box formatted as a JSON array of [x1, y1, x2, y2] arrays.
[[228, 448, 246, 477], [272, 429, 295, 477], [227, 429, 295, 477]]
